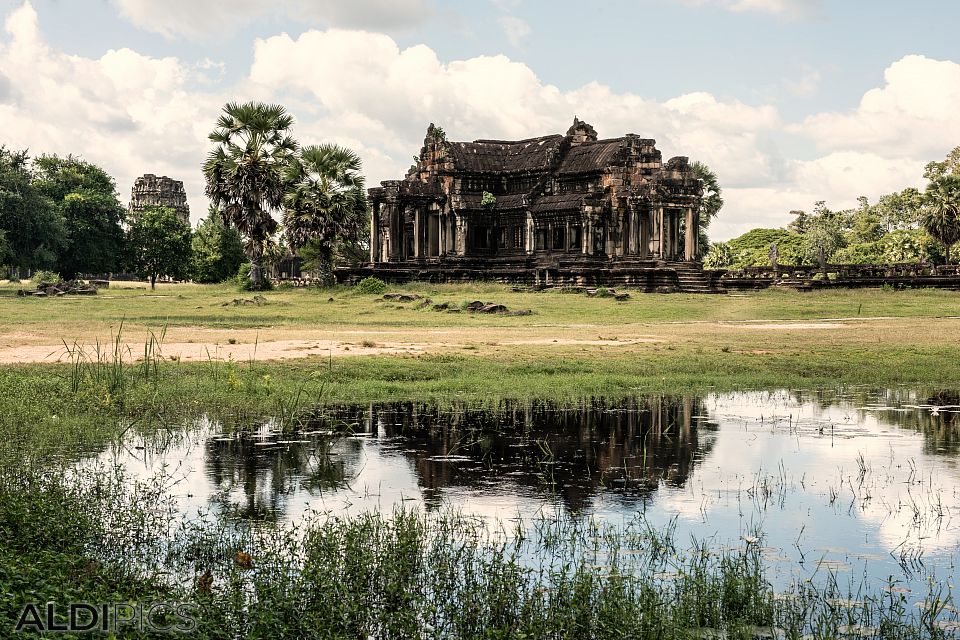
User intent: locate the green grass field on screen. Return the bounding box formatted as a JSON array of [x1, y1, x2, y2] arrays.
[[2, 280, 960, 405], [2, 281, 960, 637]]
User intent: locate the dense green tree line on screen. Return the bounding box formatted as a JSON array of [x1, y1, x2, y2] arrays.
[[0, 149, 246, 285], [706, 146, 960, 269], [2, 102, 370, 289]]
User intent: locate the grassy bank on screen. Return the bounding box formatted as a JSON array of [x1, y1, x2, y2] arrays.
[[1, 462, 953, 639], [3, 281, 960, 347], [3, 282, 960, 637]]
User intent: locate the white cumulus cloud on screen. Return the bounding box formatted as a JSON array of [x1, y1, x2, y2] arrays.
[[112, 0, 432, 40], [2, 2, 957, 240], [798, 55, 960, 160]]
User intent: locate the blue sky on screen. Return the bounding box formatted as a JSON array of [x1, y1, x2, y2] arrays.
[[1, 0, 958, 239]]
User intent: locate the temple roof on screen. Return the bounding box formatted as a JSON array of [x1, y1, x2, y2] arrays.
[[446, 135, 563, 174], [458, 192, 529, 210], [530, 193, 590, 213], [556, 139, 622, 176]]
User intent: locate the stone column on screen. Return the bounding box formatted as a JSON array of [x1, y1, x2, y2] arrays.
[[685, 206, 696, 261], [667, 210, 675, 260], [369, 200, 380, 263], [413, 207, 421, 259], [693, 208, 700, 259], [526, 213, 535, 254], [438, 210, 445, 257], [657, 206, 665, 259], [456, 214, 467, 256], [665, 211, 673, 260], [640, 209, 649, 259], [387, 203, 401, 261]]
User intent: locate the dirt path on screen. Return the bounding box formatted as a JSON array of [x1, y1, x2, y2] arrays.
[[0, 336, 659, 364]]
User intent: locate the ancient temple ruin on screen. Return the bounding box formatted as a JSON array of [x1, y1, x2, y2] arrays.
[[128, 174, 190, 225], [348, 119, 718, 291]]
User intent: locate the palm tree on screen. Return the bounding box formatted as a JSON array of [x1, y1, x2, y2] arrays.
[[921, 176, 960, 264], [283, 144, 368, 285], [692, 161, 723, 256], [203, 102, 299, 289]]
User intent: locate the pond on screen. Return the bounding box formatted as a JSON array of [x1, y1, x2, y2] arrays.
[[101, 387, 960, 600]]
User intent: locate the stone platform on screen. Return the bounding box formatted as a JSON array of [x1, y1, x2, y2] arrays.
[[335, 258, 725, 294]]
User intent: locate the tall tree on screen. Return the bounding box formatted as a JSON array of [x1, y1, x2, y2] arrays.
[[873, 188, 923, 233], [32, 155, 124, 279], [848, 196, 883, 244], [924, 146, 960, 180], [127, 206, 193, 289], [691, 161, 723, 254], [192, 207, 246, 283], [203, 102, 299, 290], [0, 148, 64, 272], [282, 144, 368, 284], [920, 175, 960, 264], [802, 201, 847, 275]]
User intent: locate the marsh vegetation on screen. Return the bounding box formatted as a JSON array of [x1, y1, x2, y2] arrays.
[[4, 286, 960, 636]]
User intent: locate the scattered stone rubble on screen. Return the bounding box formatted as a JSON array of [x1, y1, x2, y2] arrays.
[[380, 293, 532, 316], [17, 279, 102, 297], [222, 295, 268, 306]]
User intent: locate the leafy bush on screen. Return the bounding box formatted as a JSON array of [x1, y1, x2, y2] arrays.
[[727, 228, 796, 254], [192, 213, 245, 283], [354, 276, 387, 295], [30, 270, 61, 285], [703, 242, 732, 268], [832, 241, 884, 264], [480, 191, 497, 209], [725, 229, 807, 268], [880, 228, 942, 264], [236, 263, 273, 291]]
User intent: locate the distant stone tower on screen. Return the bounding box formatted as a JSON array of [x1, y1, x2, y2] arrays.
[[128, 174, 190, 225]]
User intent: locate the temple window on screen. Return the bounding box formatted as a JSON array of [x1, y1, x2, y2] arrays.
[[535, 228, 548, 250], [513, 226, 525, 249], [570, 225, 582, 250], [552, 226, 566, 251], [473, 225, 491, 249]]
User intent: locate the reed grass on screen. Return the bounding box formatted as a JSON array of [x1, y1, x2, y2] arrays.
[[1, 460, 956, 638]]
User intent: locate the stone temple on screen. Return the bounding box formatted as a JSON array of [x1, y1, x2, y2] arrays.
[[128, 174, 190, 225], [349, 119, 716, 291]]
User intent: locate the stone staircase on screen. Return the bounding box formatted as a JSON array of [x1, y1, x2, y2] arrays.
[[670, 262, 726, 294]]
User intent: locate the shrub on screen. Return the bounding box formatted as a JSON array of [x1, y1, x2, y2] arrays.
[[236, 263, 273, 291], [354, 276, 387, 295], [704, 242, 732, 268], [31, 270, 62, 285]]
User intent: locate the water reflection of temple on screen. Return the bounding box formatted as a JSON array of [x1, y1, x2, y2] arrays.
[[350, 396, 714, 512], [201, 396, 714, 519]]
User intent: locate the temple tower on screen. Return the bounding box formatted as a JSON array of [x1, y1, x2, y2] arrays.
[[128, 174, 190, 225]]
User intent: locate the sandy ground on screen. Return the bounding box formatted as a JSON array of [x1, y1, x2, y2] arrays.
[[0, 335, 664, 364]]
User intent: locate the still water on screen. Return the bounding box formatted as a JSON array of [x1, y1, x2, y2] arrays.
[[103, 387, 960, 596]]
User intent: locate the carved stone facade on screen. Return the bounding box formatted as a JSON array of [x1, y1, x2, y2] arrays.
[[356, 119, 714, 291], [128, 174, 190, 225]]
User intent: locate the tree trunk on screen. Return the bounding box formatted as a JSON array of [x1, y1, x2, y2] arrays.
[[250, 255, 263, 291], [947, 243, 952, 265], [150, 274, 156, 290], [317, 243, 334, 287]]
